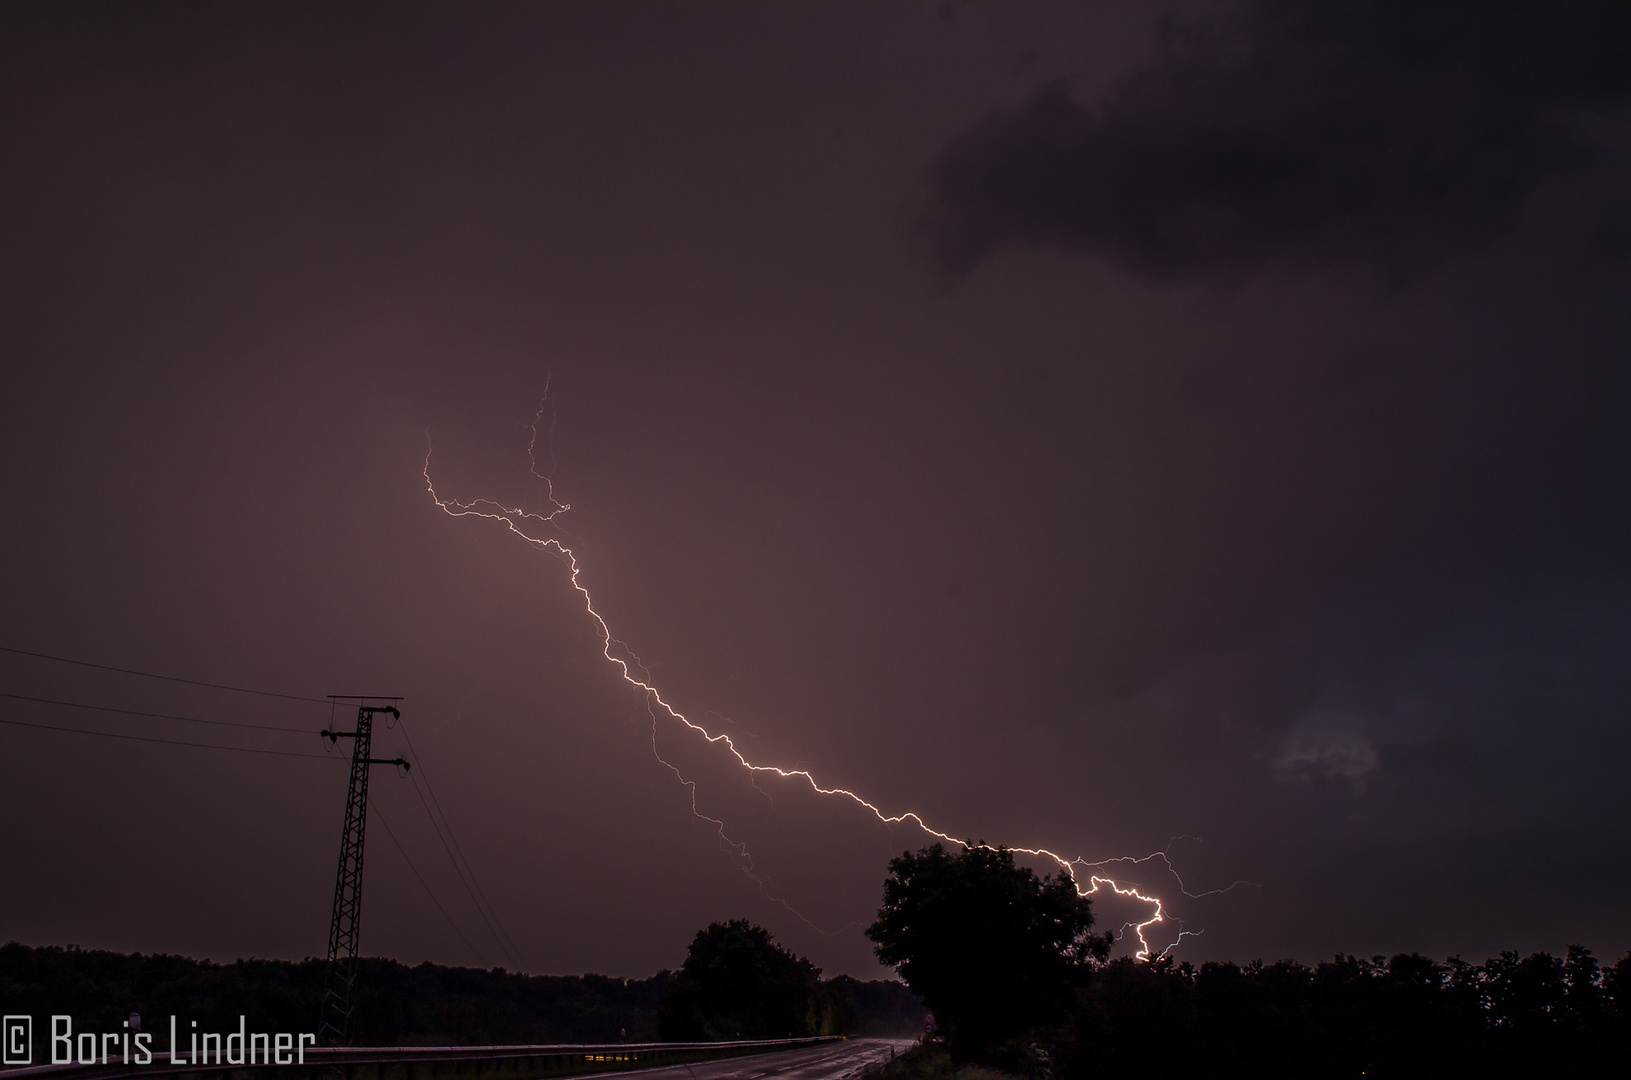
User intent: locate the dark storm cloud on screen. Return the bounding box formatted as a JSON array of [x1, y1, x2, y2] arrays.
[[924, 0, 1631, 280]]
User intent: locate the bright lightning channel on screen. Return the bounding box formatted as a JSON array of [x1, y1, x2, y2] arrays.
[[424, 400, 1242, 958]]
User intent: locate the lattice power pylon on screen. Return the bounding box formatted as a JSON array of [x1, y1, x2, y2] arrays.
[[318, 698, 410, 1047]]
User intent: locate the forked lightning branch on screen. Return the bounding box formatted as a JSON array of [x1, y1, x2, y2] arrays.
[[423, 400, 1244, 957]]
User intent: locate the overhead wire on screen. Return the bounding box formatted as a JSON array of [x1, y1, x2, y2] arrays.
[[0, 645, 334, 705], [402, 766, 525, 970], [395, 714, 529, 969], [1, 642, 523, 968], [0, 715, 343, 760], [0, 690, 318, 734], [368, 797, 491, 967], [415, 771, 529, 969]]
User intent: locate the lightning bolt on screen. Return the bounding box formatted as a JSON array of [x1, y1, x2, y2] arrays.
[[424, 396, 1245, 958]]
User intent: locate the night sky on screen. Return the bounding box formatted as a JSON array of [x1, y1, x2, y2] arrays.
[[2, 1, 1629, 979]]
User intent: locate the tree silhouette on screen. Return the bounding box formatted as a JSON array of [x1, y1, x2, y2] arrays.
[[657, 920, 829, 1041], [866, 842, 1109, 1063]]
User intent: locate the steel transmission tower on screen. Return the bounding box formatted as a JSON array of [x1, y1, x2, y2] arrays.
[[318, 698, 410, 1047]]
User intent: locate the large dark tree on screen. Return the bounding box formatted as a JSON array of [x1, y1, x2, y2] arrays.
[[658, 920, 829, 1041], [866, 842, 1109, 1063]]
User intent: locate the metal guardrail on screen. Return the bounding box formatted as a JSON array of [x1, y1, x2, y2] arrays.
[[3, 1036, 844, 1080]]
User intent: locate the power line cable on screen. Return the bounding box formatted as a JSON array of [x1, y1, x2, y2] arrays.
[[416, 773, 529, 969], [0, 715, 344, 760], [2, 643, 521, 964], [395, 715, 529, 968], [0, 690, 317, 734], [369, 797, 490, 967], [403, 767, 525, 969], [396, 716, 527, 965], [0, 645, 332, 705]]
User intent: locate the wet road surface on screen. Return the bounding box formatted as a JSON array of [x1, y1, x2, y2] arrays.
[[593, 1040, 917, 1080]]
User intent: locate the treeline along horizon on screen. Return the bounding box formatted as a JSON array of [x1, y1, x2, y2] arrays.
[[1066, 946, 1630, 1079], [0, 942, 924, 1052]]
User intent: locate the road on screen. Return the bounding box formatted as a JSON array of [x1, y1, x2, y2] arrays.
[[596, 1040, 917, 1080]]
